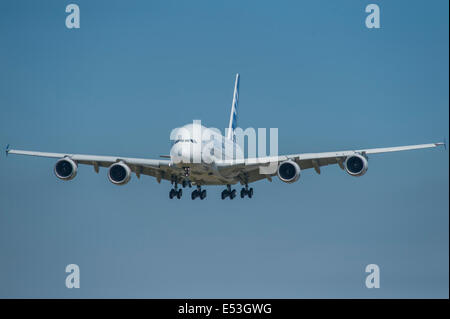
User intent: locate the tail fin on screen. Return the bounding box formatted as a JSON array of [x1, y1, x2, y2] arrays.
[[227, 73, 240, 141]]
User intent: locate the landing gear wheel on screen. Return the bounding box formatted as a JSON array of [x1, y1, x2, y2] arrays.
[[200, 189, 206, 200], [177, 189, 182, 199], [169, 189, 176, 199], [240, 188, 246, 198], [191, 190, 198, 200], [248, 188, 253, 198], [221, 190, 228, 200], [230, 189, 236, 199]]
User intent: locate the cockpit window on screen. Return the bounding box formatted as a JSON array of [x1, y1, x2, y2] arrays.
[[173, 139, 197, 144]]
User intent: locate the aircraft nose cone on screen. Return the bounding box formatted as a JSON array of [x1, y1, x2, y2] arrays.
[[170, 143, 192, 164]]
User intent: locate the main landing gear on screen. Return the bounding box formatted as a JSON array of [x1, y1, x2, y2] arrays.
[[170, 181, 253, 200], [221, 184, 237, 200], [240, 184, 253, 198], [191, 185, 206, 200], [169, 182, 182, 199], [221, 184, 254, 199], [169, 188, 182, 199]]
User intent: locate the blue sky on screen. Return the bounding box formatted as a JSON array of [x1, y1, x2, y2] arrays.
[[0, 0, 448, 298]]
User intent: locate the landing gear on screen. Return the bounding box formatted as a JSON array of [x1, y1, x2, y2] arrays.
[[182, 179, 192, 188], [169, 183, 182, 199], [169, 188, 182, 199], [221, 190, 227, 200], [240, 185, 253, 198], [221, 185, 236, 200], [191, 186, 206, 200], [170, 181, 252, 200]]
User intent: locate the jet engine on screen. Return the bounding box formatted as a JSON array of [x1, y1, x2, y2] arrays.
[[108, 162, 131, 185], [344, 154, 368, 177], [54, 158, 77, 180], [277, 160, 301, 183]]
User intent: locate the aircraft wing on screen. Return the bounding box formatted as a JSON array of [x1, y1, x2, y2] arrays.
[[6, 147, 178, 183], [216, 142, 445, 184], [6, 142, 445, 186]]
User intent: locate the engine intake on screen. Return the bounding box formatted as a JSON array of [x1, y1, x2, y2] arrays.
[[54, 158, 77, 180], [108, 162, 131, 185], [344, 154, 368, 177], [277, 160, 301, 183]]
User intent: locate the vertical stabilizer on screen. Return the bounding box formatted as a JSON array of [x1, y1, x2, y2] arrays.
[[227, 73, 240, 141]]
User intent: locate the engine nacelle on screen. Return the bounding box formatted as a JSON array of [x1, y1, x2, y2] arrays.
[[54, 158, 77, 181], [277, 160, 301, 183], [344, 154, 368, 177], [108, 162, 131, 185]]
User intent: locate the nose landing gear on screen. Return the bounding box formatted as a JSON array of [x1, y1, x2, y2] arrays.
[[182, 179, 192, 188]]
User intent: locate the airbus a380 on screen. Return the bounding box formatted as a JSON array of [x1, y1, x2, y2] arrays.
[[6, 74, 445, 200]]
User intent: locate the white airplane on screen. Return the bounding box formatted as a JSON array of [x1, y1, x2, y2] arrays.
[[6, 74, 445, 200]]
